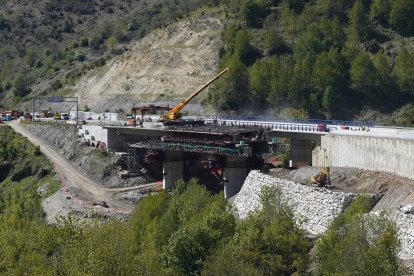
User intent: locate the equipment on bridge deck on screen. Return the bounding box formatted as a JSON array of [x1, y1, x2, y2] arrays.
[[131, 104, 171, 126], [160, 67, 230, 122], [317, 124, 329, 132], [310, 167, 331, 188]]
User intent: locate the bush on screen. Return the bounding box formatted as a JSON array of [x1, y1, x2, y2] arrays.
[[12, 74, 30, 97], [79, 37, 89, 47], [313, 196, 403, 275], [33, 145, 41, 156]]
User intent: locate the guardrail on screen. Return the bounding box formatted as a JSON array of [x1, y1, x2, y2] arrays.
[[184, 115, 374, 127]]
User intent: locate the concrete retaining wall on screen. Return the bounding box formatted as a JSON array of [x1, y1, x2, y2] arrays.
[[313, 134, 414, 180], [232, 170, 353, 235], [78, 125, 108, 146]]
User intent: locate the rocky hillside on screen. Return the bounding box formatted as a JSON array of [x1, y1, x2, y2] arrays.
[[0, 0, 222, 112], [72, 13, 223, 112]]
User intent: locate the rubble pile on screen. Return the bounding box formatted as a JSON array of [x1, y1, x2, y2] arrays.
[[233, 170, 414, 260], [232, 170, 354, 235], [393, 207, 414, 260]]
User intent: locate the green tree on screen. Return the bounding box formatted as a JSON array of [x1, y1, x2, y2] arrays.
[[234, 29, 256, 65], [106, 36, 117, 51], [322, 86, 340, 117], [348, 0, 370, 42], [280, 107, 309, 119], [372, 50, 396, 108], [294, 18, 345, 59], [62, 19, 72, 33], [314, 196, 403, 275], [24, 49, 36, 67], [240, 0, 271, 28], [294, 24, 326, 58], [213, 56, 249, 110], [248, 59, 270, 105], [267, 55, 294, 105], [264, 27, 286, 56], [317, 0, 354, 21], [203, 186, 311, 275], [60, 220, 137, 275], [370, 0, 391, 25], [12, 74, 30, 97], [350, 51, 378, 102], [394, 49, 414, 95], [312, 48, 347, 93], [289, 55, 313, 106], [390, 0, 414, 36]]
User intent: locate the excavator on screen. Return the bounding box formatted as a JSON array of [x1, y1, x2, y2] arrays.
[[310, 167, 331, 188], [160, 67, 229, 122]]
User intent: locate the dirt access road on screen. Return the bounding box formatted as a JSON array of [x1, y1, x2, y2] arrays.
[[7, 120, 155, 213]]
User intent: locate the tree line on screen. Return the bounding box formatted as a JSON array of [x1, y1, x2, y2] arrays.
[[206, 0, 414, 124]]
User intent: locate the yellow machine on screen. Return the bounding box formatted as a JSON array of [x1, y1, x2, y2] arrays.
[[160, 67, 229, 121], [310, 167, 331, 187]]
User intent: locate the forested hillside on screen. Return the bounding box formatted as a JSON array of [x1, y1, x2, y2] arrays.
[[207, 0, 414, 124]]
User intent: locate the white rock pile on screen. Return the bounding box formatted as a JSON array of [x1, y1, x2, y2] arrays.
[[391, 210, 414, 260], [232, 170, 414, 260], [232, 170, 354, 235]]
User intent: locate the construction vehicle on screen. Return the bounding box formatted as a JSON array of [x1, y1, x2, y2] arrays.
[[310, 167, 331, 187], [160, 67, 229, 122]]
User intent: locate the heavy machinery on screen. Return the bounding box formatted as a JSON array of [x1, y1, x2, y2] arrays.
[[310, 167, 331, 187], [160, 67, 229, 122]]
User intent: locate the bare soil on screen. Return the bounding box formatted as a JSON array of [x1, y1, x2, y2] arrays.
[[72, 12, 224, 112], [8, 121, 160, 222], [269, 166, 414, 211]]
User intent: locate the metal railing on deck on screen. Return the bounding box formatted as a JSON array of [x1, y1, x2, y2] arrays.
[[184, 115, 374, 127]]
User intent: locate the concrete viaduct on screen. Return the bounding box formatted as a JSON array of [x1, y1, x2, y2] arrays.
[[77, 116, 414, 198]]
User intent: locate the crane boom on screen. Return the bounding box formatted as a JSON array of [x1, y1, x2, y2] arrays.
[[162, 67, 229, 121]]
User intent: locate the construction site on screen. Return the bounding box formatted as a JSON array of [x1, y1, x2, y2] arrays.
[[3, 66, 414, 265]]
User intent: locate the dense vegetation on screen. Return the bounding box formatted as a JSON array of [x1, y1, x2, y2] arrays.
[[207, 0, 414, 125], [0, 127, 405, 275]]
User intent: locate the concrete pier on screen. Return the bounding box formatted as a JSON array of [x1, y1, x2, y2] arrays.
[[290, 138, 313, 168], [223, 157, 247, 198], [162, 152, 184, 190]]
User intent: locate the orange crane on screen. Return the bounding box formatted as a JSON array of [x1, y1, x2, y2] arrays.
[[160, 67, 229, 121]]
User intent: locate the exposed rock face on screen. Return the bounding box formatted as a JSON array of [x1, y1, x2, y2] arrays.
[[73, 13, 223, 112]]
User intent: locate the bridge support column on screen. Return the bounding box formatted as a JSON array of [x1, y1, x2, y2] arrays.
[[163, 152, 184, 190], [290, 139, 313, 168], [224, 157, 247, 199]]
